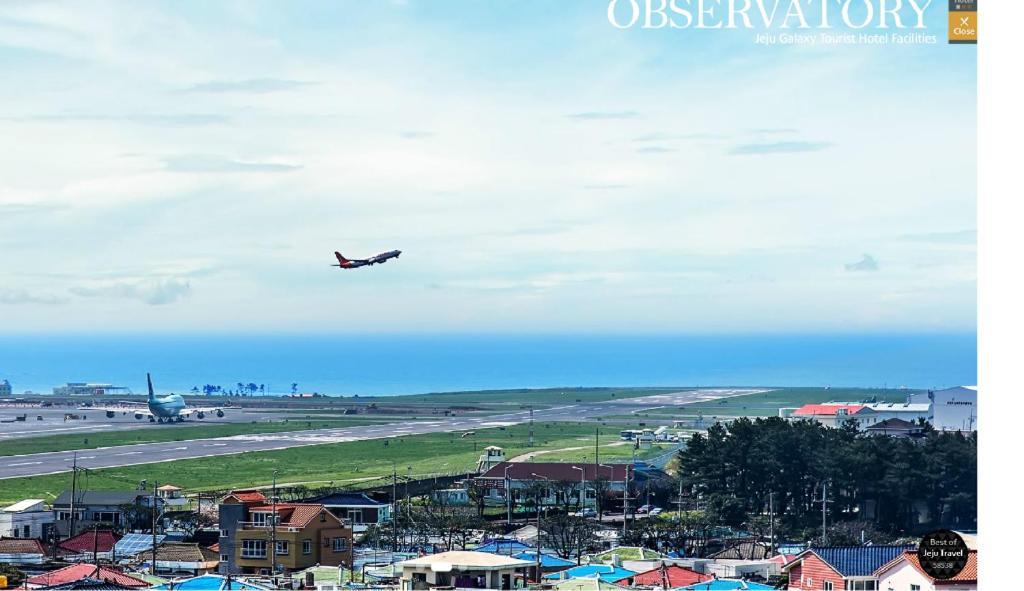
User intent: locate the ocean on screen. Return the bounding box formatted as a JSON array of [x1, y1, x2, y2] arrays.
[[0, 333, 976, 396]]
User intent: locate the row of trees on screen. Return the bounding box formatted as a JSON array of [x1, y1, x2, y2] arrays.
[[188, 382, 301, 396], [676, 416, 977, 541]]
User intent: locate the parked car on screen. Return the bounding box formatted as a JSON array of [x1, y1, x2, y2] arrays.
[[573, 507, 598, 518], [649, 507, 663, 516], [636, 504, 652, 515]]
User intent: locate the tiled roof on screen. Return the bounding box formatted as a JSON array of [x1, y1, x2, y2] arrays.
[[26, 564, 150, 588], [53, 491, 145, 507], [223, 490, 267, 504], [624, 564, 711, 587], [154, 542, 219, 563], [792, 404, 867, 417], [399, 550, 532, 569], [309, 492, 389, 507], [59, 530, 121, 554], [479, 462, 630, 482], [0, 537, 46, 554], [804, 545, 916, 577], [248, 503, 335, 527], [876, 550, 978, 582]]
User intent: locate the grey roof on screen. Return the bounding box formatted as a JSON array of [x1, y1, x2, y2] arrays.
[[309, 492, 389, 507], [54, 490, 147, 507]]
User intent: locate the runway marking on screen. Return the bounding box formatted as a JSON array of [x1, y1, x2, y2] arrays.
[[115, 451, 142, 456], [8, 461, 42, 466]]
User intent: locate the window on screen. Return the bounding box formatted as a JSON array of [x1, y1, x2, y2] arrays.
[[220, 554, 229, 562], [93, 511, 121, 523], [844, 581, 877, 591], [303, 539, 312, 555], [276, 540, 289, 555], [824, 582, 833, 591], [220, 529, 229, 537], [240, 539, 267, 558], [347, 509, 364, 524], [22, 525, 30, 537], [910, 586, 920, 591], [332, 537, 348, 552], [251, 512, 268, 526]]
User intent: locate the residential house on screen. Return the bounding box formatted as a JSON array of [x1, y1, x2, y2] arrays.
[[784, 546, 915, 590], [510, 550, 576, 575], [615, 564, 712, 588], [155, 485, 190, 510], [682, 580, 776, 590], [217, 489, 267, 574], [0, 538, 47, 565], [708, 541, 772, 560], [790, 404, 876, 429], [24, 564, 150, 589], [58, 530, 121, 562], [0, 499, 55, 540], [397, 550, 531, 590], [142, 542, 220, 576], [52, 490, 158, 537], [217, 493, 352, 576], [475, 538, 534, 555], [864, 418, 924, 438], [306, 492, 392, 534], [474, 462, 631, 510], [874, 549, 977, 591]]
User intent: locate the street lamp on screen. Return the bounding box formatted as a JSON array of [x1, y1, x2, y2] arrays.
[[504, 464, 515, 527], [571, 466, 585, 512]]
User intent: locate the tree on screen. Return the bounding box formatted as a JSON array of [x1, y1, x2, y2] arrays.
[[0, 564, 26, 587], [541, 513, 597, 562], [291, 382, 299, 394], [591, 476, 612, 520]]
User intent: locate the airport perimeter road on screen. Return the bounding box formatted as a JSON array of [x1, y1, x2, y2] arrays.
[[0, 389, 761, 479]]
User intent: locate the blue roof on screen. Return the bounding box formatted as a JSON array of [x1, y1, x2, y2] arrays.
[[512, 551, 576, 567], [151, 574, 271, 590], [681, 580, 775, 590], [474, 539, 533, 554], [809, 546, 916, 577], [544, 565, 636, 583]]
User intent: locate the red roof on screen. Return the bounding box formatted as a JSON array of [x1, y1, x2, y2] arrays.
[[224, 489, 268, 504], [0, 538, 46, 554], [621, 564, 712, 587], [877, 550, 978, 583], [208, 542, 220, 552], [248, 503, 336, 528], [478, 462, 631, 482], [793, 404, 867, 417], [26, 563, 150, 588], [58, 530, 121, 554]]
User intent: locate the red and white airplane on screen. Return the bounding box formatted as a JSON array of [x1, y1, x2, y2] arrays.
[[332, 249, 401, 269]]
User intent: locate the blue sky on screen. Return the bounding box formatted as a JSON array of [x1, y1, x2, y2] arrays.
[[0, 0, 976, 333]]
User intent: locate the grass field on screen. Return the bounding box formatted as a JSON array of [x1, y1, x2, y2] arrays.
[[0, 421, 666, 505], [615, 387, 916, 421], [0, 417, 403, 457], [354, 387, 683, 406]]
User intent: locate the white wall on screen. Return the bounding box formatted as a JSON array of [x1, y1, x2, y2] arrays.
[[877, 559, 976, 591], [932, 387, 977, 432]]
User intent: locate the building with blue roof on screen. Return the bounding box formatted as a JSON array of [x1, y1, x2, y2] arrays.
[[474, 538, 533, 555], [681, 580, 776, 590], [511, 550, 577, 571], [543, 564, 636, 583], [783, 545, 916, 590], [150, 574, 272, 590]]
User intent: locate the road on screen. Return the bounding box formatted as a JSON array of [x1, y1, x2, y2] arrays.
[[0, 389, 761, 479]]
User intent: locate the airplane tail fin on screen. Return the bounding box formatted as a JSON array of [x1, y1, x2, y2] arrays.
[[335, 251, 349, 265], [147, 373, 155, 401]]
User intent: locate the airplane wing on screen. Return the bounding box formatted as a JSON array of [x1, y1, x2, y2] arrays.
[[177, 406, 226, 419], [78, 405, 154, 419]]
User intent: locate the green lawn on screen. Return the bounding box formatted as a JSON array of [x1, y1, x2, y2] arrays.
[[0, 418, 400, 457], [616, 387, 916, 421], [0, 421, 662, 505], [355, 387, 684, 406]]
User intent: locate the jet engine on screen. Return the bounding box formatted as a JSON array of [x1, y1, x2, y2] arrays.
[[197, 412, 205, 419], [135, 412, 145, 420], [216, 409, 225, 418], [106, 411, 116, 418]]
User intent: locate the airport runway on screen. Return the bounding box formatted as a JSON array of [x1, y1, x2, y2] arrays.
[[0, 407, 296, 440], [0, 389, 761, 479]]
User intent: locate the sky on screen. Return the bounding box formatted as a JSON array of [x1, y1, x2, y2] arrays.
[[0, 0, 976, 334]]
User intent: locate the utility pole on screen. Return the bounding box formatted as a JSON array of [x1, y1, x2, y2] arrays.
[[675, 477, 684, 523], [768, 492, 775, 556], [813, 481, 832, 545], [505, 464, 514, 526], [622, 465, 630, 539], [151, 481, 158, 576], [271, 470, 279, 581], [528, 407, 534, 447], [68, 452, 79, 540], [392, 464, 398, 553]]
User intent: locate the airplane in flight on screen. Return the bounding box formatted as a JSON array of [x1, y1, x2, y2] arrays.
[[80, 374, 227, 423], [332, 249, 401, 269]]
